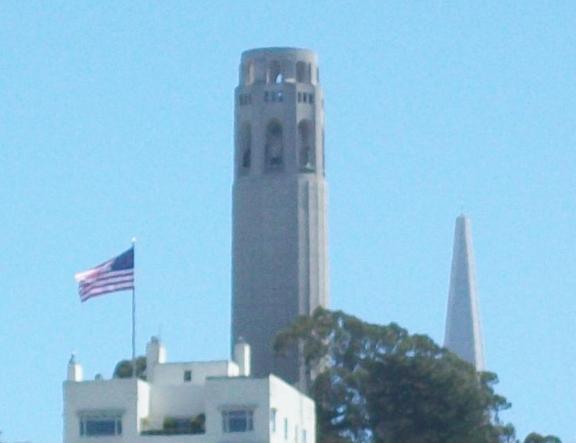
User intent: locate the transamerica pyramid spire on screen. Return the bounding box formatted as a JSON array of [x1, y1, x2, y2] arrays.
[[444, 215, 485, 371]]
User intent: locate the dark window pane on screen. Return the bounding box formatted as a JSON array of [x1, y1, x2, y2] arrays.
[[85, 419, 116, 436], [223, 410, 253, 433]]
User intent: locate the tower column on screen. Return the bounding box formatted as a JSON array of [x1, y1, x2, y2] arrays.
[[231, 48, 328, 386]]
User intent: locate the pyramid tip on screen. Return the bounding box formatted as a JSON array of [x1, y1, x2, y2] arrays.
[[455, 214, 472, 229]]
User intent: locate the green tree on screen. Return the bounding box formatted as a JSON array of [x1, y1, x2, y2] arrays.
[[113, 356, 147, 379], [523, 433, 561, 443], [275, 308, 516, 443]]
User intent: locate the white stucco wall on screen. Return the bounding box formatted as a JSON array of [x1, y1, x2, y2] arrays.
[[64, 355, 314, 443], [63, 378, 150, 442], [269, 376, 315, 443], [151, 361, 239, 385], [204, 377, 269, 443]]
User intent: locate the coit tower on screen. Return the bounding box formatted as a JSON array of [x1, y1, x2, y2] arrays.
[[231, 47, 329, 386]]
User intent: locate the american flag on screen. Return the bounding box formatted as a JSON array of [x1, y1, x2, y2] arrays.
[[75, 247, 134, 302]]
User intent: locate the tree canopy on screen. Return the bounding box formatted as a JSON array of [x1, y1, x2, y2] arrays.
[[523, 434, 562, 443], [113, 356, 146, 379], [105, 308, 560, 443], [275, 308, 555, 443]]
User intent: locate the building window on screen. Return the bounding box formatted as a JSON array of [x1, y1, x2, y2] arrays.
[[242, 148, 251, 169], [222, 410, 254, 433], [284, 418, 289, 439], [269, 60, 283, 84], [298, 120, 315, 172], [270, 408, 277, 433], [297, 93, 315, 105], [296, 61, 307, 83], [302, 429, 307, 443], [79, 413, 122, 437], [243, 61, 255, 85], [265, 91, 283, 103], [183, 370, 192, 382], [265, 120, 283, 170], [238, 94, 252, 106], [238, 123, 251, 174]]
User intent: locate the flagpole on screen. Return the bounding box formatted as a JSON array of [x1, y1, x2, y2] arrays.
[[131, 237, 136, 378]]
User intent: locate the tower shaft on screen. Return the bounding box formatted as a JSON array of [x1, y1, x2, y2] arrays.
[[231, 48, 328, 386], [444, 215, 485, 370]]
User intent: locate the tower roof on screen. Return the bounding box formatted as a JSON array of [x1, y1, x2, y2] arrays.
[[241, 47, 317, 61], [443, 215, 485, 371]]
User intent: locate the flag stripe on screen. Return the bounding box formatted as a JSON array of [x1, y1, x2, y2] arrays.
[[79, 271, 134, 288], [80, 286, 134, 302], [80, 280, 134, 293], [80, 279, 134, 293], [80, 285, 134, 301], [79, 273, 134, 296], [79, 281, 134, 300]]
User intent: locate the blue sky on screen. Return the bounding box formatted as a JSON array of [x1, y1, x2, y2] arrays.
[[1, 2, 574, 442]]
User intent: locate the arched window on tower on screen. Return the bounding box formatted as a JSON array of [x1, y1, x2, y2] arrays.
[[298, 120, 315, 172], [269, 61, 283, 84], [242, 62, 255, 85], [238, 123, 251, 174], [296, 62, 307, 83], [247, 62, 255, 85], [265, 120, 283, 171]]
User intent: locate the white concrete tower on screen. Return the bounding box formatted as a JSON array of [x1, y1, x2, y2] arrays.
[[444, 215, 485, 371], [231, 48, 328, 386]]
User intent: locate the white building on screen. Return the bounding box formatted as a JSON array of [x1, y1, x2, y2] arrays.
[[63, 337, 315, 443]]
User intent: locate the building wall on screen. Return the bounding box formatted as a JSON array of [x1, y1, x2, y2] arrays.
[[147, 384, 205, 431], [268, 376, 315, 443], [63, 378, 150, 442], [205, 376, 271, 443], [204, 375, 315, 443], [150, 361, 239, 385]]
